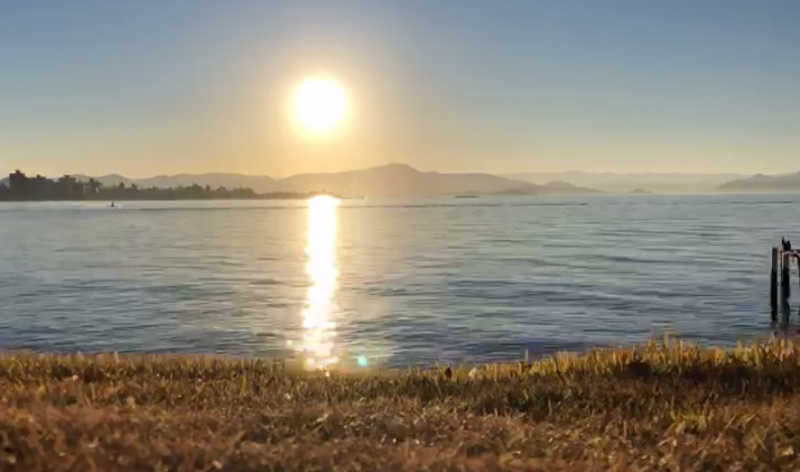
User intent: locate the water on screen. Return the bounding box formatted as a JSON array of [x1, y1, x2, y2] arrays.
[[1, 194, 799, 368]]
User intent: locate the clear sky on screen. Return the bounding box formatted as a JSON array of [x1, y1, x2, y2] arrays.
[[1, 1, 799, 177]]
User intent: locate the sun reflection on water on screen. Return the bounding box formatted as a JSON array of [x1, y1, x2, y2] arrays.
[[298, 195, 340, 370]]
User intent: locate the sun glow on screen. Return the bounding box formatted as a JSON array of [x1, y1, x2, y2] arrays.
[[298, 195, 340, 370], [291, 78, 348, 135]]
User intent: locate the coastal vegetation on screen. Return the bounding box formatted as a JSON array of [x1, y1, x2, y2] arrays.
[[1, 164, 608, 199], [3, 338, 800, 470], [0, 170, 339, 201]]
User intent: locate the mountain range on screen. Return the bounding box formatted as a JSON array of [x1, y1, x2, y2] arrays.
[[2, 164, 601, 197], [69, 173, 278, 193], [501, 171, 747, 194], [4, 165, 800, 196], [716, 171, 800, 193]]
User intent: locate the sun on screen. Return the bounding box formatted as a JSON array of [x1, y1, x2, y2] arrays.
[[291, 78, 348, 135]]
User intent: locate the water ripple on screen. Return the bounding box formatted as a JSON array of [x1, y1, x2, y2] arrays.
[[1, 194, 799, 367]]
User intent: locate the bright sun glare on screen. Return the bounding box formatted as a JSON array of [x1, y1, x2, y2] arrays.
[[299, 195, 340, 370], [291, 78, 348, 134]]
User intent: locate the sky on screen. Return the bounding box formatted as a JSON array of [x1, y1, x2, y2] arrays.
[[1, 1, 799, 178]]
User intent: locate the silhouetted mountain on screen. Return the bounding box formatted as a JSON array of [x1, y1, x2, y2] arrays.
[[717, 172, 800, 193], [540, 181, 603, 195], [628, 188, 654, 195], [491, 184, 540, 196], [273, 163, 553, 197], [139, 174, 276, 192], [4, 164, 608, 198], [71, 174, 134, 187], [502, 171, 745, 194], [69, 173, 276, 191], [492, 180, 601, 196], [0, 169, 328, 201], [274, 163, 430, 196]]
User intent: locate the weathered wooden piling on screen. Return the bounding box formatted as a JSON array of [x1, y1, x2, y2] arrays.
[[782, 251, 792, 306], [771, 247, 779, 319]]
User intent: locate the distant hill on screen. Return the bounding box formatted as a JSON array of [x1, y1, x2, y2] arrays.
[[2, 164, 607, 198], [717, 172, 800, 193], [628, 188, 654, 195], [274, 163, 543, 197], [138, 174, 276, 192], [493, 180, 603, 196], [540, 181, 604, 195], [501, 171, 745, 194], [1, 172, 275, 193], [273, 164, 608, 197], [70, 174, 135, 187], [69, 173, 276, 192]]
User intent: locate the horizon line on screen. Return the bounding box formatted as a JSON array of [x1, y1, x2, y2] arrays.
[[4, 163, 792, 181]]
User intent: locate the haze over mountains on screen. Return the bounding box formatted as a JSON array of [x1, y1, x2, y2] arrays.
[[502, 171, 748, 194], [716, 172, 800, 193], [71, 173, 277, 193], [4, 164, 800, 196], [3, 164, 599, 197], [268, 164, 600, 197]]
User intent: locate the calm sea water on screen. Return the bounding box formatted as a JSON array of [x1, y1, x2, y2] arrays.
[[1, 195, 799, 368]]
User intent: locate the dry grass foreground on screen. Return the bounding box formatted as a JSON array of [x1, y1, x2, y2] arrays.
[[3, 340, 800, 471]]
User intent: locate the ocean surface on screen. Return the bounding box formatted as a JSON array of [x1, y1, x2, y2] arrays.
[[1, 194, 799, 369]]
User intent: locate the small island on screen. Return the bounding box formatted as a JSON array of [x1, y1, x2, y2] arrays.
[[627, 188, 654, 195]]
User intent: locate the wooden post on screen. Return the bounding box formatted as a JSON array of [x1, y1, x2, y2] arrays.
[[771, 247, 779, 319], [782, 251, 792, 306], [797, 252, 800, 291]]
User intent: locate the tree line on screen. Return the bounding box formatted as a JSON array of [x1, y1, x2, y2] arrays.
[[0, 170, 336, 201]]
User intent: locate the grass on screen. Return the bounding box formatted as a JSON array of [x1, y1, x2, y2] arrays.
[[3, 338, 800, 470]]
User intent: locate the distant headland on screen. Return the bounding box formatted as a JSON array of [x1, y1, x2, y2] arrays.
[[4, 165, 798, 200], [0, 164, 604, 200], [0, 170, 339, 201]]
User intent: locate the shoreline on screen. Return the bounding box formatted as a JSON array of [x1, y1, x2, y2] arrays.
[[3, 340, 800, 470], [0, 195, 346, 203]]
